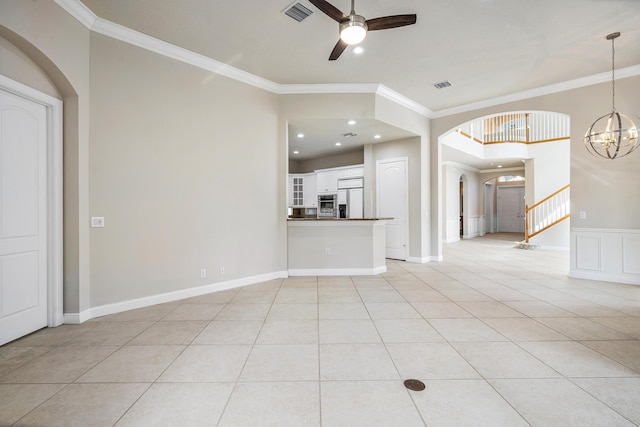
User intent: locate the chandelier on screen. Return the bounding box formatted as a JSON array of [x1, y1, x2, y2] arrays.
[[584, 32, 639, 159]]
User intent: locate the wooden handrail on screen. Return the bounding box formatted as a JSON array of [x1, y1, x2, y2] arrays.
[[525, 184, 570, 243], [458, 131, 483, 144], [458, 131, 569, 146], [526, 184, 570, 212]]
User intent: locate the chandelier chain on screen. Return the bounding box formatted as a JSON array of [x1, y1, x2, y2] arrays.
[[611, 36, 616, 112]]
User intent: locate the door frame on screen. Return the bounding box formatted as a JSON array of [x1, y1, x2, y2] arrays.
[[376, 157, 409, 261], [1, 75, 64, 328]]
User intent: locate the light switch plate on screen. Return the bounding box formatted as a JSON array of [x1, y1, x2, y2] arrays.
[[91, 217, 105, 227], [579, 211, 587, 219]]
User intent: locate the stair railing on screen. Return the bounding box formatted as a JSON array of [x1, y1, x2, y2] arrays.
[[525, 184, 570, 243]]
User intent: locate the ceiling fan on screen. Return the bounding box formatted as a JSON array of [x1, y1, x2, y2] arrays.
[[309, 0, 417, 60]]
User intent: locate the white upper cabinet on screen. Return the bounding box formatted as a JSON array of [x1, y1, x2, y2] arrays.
[[316, 164, 363, 193], [316, 170, 340, 193], [303, 174, 317, 207], [349, 167, 364, 177], [288, 173, 318, 207], [290, 165, 363, 205]]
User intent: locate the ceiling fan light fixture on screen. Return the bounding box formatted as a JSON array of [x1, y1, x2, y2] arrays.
[[340, 15, 367, 45]]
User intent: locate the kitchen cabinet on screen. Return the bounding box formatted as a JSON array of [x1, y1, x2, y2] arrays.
[[317, 165, 363, 193], [303, 174, 317, 207], [290, 165, 363, 206], [292, 176, 304, 206], [316, 170, 341, 193], [289, 173, 317, 207]]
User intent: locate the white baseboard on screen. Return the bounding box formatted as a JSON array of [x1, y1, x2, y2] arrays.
[[569, 270, 640, 286], [288, 266, 386, 276], [406, 256, 432, 263], [63, 270, 288, 324]]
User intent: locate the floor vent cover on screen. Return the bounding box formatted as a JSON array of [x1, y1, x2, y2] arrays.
[[284, 2, 314, 22], [404, 379, 426, 391]]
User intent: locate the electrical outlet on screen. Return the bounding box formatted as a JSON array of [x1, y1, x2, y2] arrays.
[[200, 269, 207, 278], [219, 267, 225, 275], [579, 211, 587, 219], [324, 248, 330, 255]]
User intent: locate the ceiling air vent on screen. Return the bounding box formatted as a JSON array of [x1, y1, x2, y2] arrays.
[[284, 2, 314, 22], [433, 81, 453, 89]]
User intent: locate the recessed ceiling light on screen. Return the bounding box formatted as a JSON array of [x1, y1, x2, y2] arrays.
[[293, 151, 299, 154], [497, 165, 503, 168], [353, 46, 364, 54], [297, 133, 304, 138], [374, 134, 381, 139], [335, 142, 342, 146], [348, 120, 356, 125]]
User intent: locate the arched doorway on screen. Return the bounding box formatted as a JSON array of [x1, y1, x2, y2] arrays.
[[438, 111, 570, 252]]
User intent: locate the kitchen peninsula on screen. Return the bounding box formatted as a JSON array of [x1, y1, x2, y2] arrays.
[[287, 218, 391, 276]]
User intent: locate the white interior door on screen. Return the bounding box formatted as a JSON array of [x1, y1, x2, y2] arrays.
[[0, 89, 48, 345], [377, 158, 408, 260], [497, 186, 525, 233]]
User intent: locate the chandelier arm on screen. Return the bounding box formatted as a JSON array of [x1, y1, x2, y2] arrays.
[[613, 112, 622, 158]]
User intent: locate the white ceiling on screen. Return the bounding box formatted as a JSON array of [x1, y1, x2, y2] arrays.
[[79, 0, 640, 167]]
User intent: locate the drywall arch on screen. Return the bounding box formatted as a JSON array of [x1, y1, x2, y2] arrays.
[[436, 110, 570, 256], [0, 1, 92, 318]]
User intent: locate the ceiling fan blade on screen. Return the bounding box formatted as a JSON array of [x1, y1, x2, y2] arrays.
[[329, 39, 348, 61], [309, 0, 347, 23], [365, 14, 417, 31]]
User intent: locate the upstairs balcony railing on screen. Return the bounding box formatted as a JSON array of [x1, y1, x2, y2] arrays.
[[457, 112, 569, 145]]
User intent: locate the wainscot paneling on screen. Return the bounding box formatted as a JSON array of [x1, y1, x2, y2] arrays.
[[570, 229, 640, 285]]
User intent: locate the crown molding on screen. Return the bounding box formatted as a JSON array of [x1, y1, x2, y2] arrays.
[[375, 85, 434, 118], [431, 65, 640, 118], [278, 83, 380, 94], [90, 17, 281, 94], [53, 0, 96, 28], [54, 0, 640, 122]]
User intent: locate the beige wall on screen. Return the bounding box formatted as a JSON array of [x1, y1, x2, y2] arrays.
[[88, 33, 284, 305], [291, 150, 364, 173], [431, 76, 640, 233], [0, 36, 60, 98], [1, 1, 287, 313]]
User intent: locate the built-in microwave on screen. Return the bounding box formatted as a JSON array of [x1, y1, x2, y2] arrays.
[[317, 194, 338, 218]]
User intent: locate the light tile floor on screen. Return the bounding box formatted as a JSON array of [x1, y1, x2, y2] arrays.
[[1, 233, 640, 426]]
